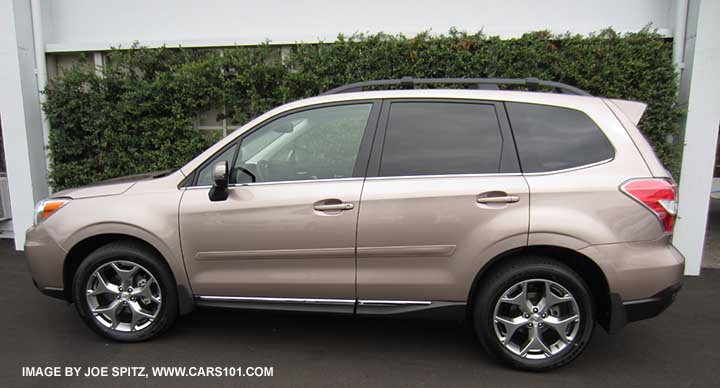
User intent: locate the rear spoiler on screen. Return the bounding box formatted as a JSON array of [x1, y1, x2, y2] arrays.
[[604, 98, 670, 178], [608, 99, 647, 125]]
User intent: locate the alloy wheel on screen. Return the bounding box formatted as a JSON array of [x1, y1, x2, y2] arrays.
[[85, 260, 162, 332], [492, 279, 580, 360]]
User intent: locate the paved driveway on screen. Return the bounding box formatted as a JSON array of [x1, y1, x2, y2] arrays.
[[0, 240, 718, 388]]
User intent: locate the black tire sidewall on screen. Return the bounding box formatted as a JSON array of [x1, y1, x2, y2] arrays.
[[474, 258, 595, 371], [72, 242, 178, 342]]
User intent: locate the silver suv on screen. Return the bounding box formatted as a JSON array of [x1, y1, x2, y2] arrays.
[[26, 78, 684, 370]]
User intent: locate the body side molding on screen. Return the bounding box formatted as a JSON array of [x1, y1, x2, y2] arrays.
[[195, 295, 466, 319]]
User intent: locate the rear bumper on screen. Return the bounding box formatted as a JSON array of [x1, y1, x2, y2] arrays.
[[607, 283, 682, 333], [579, 237, 685, 301], [624, 283, 682, 322], [579, 237, 685, 333]]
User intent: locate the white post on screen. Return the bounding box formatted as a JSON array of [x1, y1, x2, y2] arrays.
[[30, 0, 50, 155], [673, 0, 720, 276], [0, 0, 50, 249], [93, 51, 104, 76], [30, 0, 50, 180], [672, 0, 688, 77]]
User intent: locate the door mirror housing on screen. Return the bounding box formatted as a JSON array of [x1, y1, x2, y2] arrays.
[[212, 161, 229, 188], [209, 161, 229, 202]]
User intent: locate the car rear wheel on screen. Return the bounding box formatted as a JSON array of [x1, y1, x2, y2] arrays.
[[72, 241, 178, 342], [473, 257, 595, 371]]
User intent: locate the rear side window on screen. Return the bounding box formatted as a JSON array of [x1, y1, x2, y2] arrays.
[[379, 102, 503, 176], [506, 103, 614, 173]]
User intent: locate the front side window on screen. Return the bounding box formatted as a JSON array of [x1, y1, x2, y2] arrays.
[[506, 102, 614, 173], [379, 102, 503, 177], [198, 103, 372, 185], [196, 143, 239, 186]]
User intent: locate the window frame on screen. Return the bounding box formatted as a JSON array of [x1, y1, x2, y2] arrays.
[[181, 100, 382, 188], [365, 98, 521, 178]]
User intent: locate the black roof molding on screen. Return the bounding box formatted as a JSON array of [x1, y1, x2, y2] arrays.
[[322, 77, 591, 96]]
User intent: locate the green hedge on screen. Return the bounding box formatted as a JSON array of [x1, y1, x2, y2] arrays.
[[44, 28, 681, 190]]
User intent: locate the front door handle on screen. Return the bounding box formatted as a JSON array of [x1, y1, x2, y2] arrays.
[[314, 202, 354, 211], [476, 194, 520, 204]]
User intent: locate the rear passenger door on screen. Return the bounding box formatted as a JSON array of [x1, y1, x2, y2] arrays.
[[355, 100, 529, 311]]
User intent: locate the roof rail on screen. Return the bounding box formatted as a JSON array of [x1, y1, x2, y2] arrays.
[[321, 77, 592, 96]]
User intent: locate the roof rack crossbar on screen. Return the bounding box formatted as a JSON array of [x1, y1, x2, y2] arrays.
[[321, 77, 591, 96]]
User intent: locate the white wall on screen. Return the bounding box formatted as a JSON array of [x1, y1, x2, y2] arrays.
[[40, 0, 675, 52], [0, 0, 50, 249]]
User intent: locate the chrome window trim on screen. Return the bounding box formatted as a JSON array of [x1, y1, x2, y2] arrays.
[[182, 159, 612, 189], [365, 173, 522, 181], [183, 177, 363, 190], [521, 157, 614, 176], [364, 160, 614, 180], [230, 177, 363, 187], [183, 158, 611, 188]]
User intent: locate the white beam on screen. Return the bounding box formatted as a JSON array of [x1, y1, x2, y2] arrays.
[[39, 0, 674, 53], [673, 0, 720, 275]]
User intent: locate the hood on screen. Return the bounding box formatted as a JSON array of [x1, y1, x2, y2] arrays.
[[50, 169, 176, 199]]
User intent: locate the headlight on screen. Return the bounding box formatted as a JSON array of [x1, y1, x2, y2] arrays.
[[34, 198, 71, 226]]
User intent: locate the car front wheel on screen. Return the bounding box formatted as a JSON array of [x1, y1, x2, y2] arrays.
[[72, 241, 178, 342]]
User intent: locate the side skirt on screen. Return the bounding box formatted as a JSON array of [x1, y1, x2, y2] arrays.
[[356, 300, 466, 320], [194, 296, 466, 320]]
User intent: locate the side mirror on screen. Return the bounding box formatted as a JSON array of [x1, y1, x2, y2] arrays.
[[209, 161, 229, 202], [212, 161, 229, 188]]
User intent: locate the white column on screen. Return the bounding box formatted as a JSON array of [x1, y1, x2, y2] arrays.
[[0, 0, 50, 249], [93, 51, 104, 75], [673, 0, 720, 275], [31, 0, 51, 178]]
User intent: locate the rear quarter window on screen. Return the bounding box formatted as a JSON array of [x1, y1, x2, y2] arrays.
[[506, 102, 614, 173]]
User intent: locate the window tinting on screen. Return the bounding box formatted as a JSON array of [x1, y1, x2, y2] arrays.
[[506, 103, 614, 173], [379, 102, 503, 176]]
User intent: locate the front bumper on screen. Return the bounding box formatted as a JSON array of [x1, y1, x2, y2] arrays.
[[25, 225, 67, 299], [607, 283, 682, 333]]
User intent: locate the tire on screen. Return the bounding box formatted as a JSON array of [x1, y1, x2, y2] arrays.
[[72, 240, 178, 342], [473, 256, 594, 371]]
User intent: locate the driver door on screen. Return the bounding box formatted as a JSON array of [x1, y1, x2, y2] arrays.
[[179, 102, 379, 312]]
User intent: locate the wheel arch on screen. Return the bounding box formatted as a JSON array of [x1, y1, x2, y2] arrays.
[[62, 232, 195, 314], [467, 245, 612, 330]]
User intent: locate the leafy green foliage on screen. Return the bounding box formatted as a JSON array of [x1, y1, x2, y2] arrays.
[[44, 29, 681, 190]]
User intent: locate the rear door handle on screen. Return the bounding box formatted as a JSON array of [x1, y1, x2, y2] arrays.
[[476, 195, 520, 204], [314, 203, 354, 211]]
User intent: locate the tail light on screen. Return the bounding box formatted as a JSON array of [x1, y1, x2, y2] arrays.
[[620, 178, 677, 233]]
